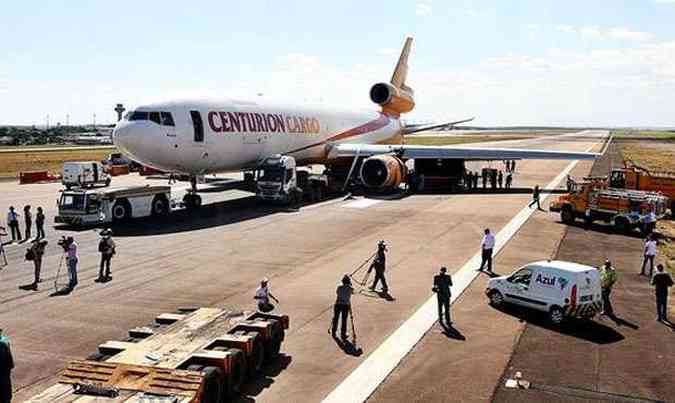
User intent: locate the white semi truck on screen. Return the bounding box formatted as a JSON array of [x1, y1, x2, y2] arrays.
[[55, 185, 171, 226], [255, 155, 335, 204]]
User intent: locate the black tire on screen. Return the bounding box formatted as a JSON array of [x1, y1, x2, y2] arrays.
[[246, 337, 265, 378], [614, 217, 628, 233], [488, 290, 504, 307], [549, 306, 565, 325], [183, 194, 202, 210], [264, 320, 284, 363], [560, 208, 574, 224], [151, 195, 169, 216], [112, 199, 131, 222], [104, 177, 111, 187], [223, 348, 246, 395], [315, 186, 324, 201], [200, 366, 224, 403]]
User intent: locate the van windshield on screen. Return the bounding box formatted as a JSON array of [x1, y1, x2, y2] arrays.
[[59, 193, 85, 210], [258, 168, 284, 183]]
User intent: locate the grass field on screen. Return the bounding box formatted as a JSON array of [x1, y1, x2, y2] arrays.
[[620, 137, 675, 272], [404, 135, 531, 146], [0, 148, 114, 178], [612, 130, 675, 140]]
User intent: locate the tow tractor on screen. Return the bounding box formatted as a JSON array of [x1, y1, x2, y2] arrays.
[[55, 185, 171, 226], [255, 155, 339, 204]]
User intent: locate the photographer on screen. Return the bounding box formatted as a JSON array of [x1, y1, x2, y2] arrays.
[[60, 236, 78, 290], [23, 239, 48, 290], [96, 229, 115, 282]]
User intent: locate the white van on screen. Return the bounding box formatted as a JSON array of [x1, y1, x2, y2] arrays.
[[62, 161, 111, 190], [485, 260, 603, 324]]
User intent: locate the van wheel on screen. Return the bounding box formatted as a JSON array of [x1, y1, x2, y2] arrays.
[[151, 195, 169, 216], [488, 290, 504, 307], [105, 177, 111, 187], [549, 306, 564, 325], [112, 200, 131, 222]]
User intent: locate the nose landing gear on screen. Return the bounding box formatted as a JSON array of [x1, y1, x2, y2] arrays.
[[183, 176, 202, 209]]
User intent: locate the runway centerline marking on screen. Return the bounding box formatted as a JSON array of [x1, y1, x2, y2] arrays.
[[321, 136, 606, 403]]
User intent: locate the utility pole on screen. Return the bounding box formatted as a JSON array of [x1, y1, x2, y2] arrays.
[[93, 113, 96, 129], [66, 114, 70, 126], [46, 114, 50, 130]]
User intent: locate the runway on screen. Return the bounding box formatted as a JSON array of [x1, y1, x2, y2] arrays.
[[0, 130, 607, 401]]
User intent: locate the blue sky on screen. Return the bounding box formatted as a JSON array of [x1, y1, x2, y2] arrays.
[[2, 0, 675, 126]]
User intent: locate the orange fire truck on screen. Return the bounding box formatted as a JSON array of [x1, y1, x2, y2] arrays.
[[609, 164, 675, 212]]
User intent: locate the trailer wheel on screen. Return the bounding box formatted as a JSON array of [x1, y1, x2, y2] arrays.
[[112, 199, 131, 222], [315, 185, 324, 201], [488, 290, 504, 307], [614, 217, 629, 233], [226, 348, 247, 395], [264, 320, 284, 363], [246, 337, 265, 378], [200, 366, 224, 403], [151, 195, 169, 216], [560, 207, 574, 224]]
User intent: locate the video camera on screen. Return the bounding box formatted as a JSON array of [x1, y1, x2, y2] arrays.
[[57, 236, 72, 252]]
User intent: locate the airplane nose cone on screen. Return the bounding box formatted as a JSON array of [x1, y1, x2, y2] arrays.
[[113, 121, 157, 165]]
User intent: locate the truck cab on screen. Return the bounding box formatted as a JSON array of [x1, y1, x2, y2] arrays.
[[255, 155, 298, 204]]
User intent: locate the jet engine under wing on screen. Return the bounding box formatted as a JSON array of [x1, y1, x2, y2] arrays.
[[327, 143, 599, 161]]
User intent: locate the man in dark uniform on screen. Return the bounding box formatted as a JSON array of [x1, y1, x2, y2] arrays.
[[0, 329, 14, 403], [481, 169, 487, 190], [368, 241, 389, 293], [332, 275, 354, 340], [497, 171, 503, 189], [528, 185, 543, 210], [651, 264, 673, 322], [433, 267, 453, 327]]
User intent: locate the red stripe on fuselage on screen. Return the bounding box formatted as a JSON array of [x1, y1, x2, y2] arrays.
[[287, 113, 393, 155]]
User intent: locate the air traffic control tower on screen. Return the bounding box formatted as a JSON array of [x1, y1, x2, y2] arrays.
[[114, 103, 126, 121]]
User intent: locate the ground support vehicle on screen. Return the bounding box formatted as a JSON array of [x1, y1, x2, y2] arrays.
[[609, 164, 675, 213], [62, 161, 111, 189], [255, 155, 338, 204], [549, 178, 670, 233], [486, 260, 603, 325], [55, 185, 171, 225], [25, 307, 289, 403]]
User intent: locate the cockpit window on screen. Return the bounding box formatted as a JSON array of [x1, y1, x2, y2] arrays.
[[149, 112, 161, 125], [129, 111, 149, 121], [160, 112, 175, 126]]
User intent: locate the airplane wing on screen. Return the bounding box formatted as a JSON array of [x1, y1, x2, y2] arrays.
[[327, 143, 600, 161], [403, 117, 475, 134]]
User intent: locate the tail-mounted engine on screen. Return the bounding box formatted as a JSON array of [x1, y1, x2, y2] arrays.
[[370, 83, 415, 116], [360, 155, 407, 191]]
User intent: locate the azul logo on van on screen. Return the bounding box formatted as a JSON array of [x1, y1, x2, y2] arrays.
[[535, 273, 556, 287]]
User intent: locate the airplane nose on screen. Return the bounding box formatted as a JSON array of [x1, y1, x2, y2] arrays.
[[113, 121, 158, 164]]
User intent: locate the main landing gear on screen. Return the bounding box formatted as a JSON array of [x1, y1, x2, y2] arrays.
[[183, 176, 202, 209]]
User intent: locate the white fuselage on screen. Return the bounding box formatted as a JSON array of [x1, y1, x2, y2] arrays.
[[113, 99, 403, 174]]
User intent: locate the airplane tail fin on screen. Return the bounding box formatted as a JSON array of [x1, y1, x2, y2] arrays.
[[390, 37, 413, 95], [369, 37, 415, 116]]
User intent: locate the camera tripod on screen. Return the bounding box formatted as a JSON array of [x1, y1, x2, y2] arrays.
[[53, 252, 70, 292], [0, 228, 8, 268]]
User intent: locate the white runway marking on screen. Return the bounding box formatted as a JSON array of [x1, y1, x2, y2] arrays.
[[322, 138, 605, 403], [343, 198, 382, 209]]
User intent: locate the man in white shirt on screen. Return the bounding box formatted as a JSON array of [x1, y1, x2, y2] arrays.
[[6, 206, 21, 242], [254, 278, 279, 312], [479, 228, 496, 273], [641, 234, 657, 277]]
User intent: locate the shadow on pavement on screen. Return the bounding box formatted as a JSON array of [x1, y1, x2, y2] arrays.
[[602, 313, 640, 330], [332, 335, 363, 357], [235, 354, 292, 402], [493, 304, 625, 344], [554, 219, 646, 239], [441, 324, 466, 341]]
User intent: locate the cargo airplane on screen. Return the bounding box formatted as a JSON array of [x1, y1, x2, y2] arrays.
[[113, 37, 600, 207]]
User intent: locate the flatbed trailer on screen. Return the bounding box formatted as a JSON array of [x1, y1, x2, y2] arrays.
[[26, 307, 289, 403]]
